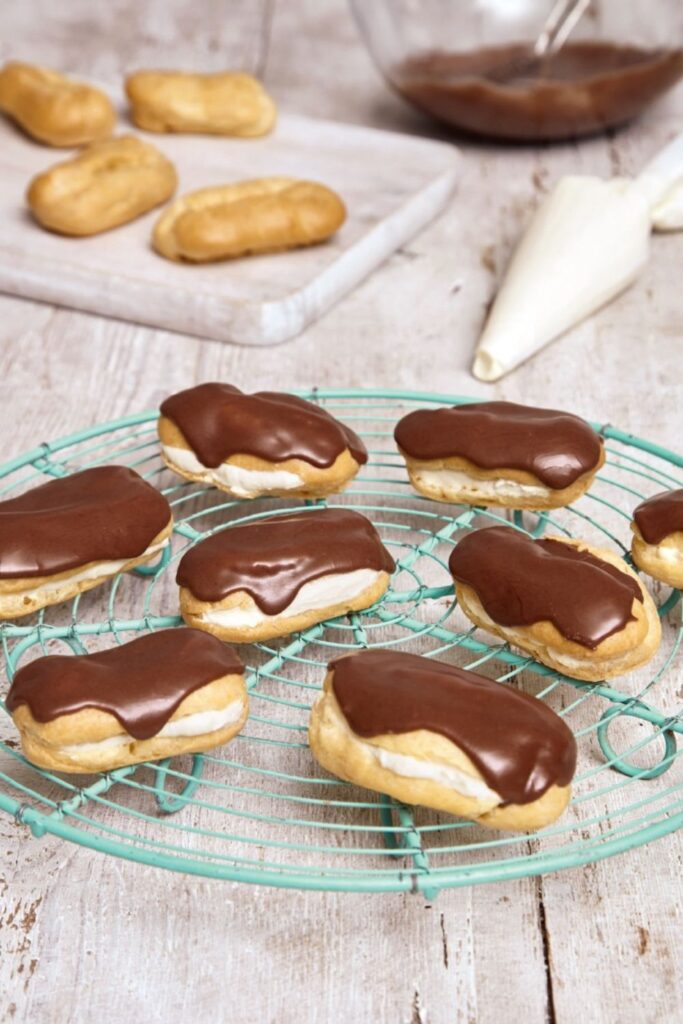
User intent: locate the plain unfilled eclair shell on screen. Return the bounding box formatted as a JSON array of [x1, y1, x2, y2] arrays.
[[152, 178, 346, 262], [27, 135, 177, 236], [0, 60, 115, 146], [126, 69, 276, 137]]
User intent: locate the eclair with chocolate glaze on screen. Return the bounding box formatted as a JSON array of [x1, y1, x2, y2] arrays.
[[0, 467, 173, 620], [158, 383, 367, 499], [6, 629, 247, 773], [394, 401, 604, 509], [631, 489, 683, 589], [449, 527, 660, 681], [309, 650, 577, 830], [177, 509, 395, 642]]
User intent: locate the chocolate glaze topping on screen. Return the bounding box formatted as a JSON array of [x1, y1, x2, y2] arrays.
[[449, 527, 642, 650], [330, 650, 576, 805], [634, 488, 683, 545], [160, 383, 368, 469], [392, 42, 683, 141], [177, 508, 395, 611], [0, 466, 172, 579], [6, 629, 243, 740], [394, 401, 602, 490]]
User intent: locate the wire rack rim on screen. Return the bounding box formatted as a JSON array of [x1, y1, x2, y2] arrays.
[[1, 388, 682, 894], [4, 788, 683, 894]]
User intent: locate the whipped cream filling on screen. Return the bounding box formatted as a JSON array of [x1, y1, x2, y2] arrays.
[[413, 468, 549, 500], [649, 543, 683, 564], [366, 741, 500, 804], [61, 697, 246, 757], [163, 444, 303, 498], [201, 568, 383, 627], [9, 538, 169, 597]]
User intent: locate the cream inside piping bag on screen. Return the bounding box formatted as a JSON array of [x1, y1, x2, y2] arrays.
[[472, 134, 683, 382], [652, 180, 683, 231]]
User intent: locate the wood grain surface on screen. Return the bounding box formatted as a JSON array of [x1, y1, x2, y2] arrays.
[[0, 2, 682, 1022]]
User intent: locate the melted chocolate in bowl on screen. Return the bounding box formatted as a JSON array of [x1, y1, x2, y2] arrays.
[[392, 41, 683, 140], [330, 650, 576, 805]]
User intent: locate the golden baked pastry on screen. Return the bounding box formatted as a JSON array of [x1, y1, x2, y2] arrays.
[[450, 528, 661, 682], [632, 530, 683, 589], [180, 570, 391, 644], [176, 509, 395, 643], [400, 451, 606, 510], [0, 466, 173, 620], [0, 527, 172, 621], [309, 651, 577, 831], [158, 384, 367, 500], [394, 401, 605, 511], [0, 60, 115, 146], [161, 433, 364, 500], [126, 69, 276, 137], [152, 178, 346, 262], [7, 630, 247, 773], [630, 489, 683, 589], [27, 135, 178, 236]]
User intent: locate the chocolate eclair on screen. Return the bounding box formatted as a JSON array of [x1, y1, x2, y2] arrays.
[[6, 629, 247, 773], [177, 508, 395, 642], [631, 489, 683, 589], [449, 527, 660, 681], [394, 400, 604, 509], [158, 383, 368, 499], [309, 650, 577, 830], [0, 466, 173, 620]]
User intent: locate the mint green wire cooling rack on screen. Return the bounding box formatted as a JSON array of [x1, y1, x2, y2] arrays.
[[1, 389, 681, 898]]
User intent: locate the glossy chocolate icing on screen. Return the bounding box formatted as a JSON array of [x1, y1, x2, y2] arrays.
[[449, 527, 642, 650], [394, 401, 602, 490], [330, 649, 576, 805], [6, 628, 243, 740], [634, 488, 683, 545], [160, 383, 368, 469], [176, 508, 395, 611], [0, 466, 171, 579], [393, 42, 683, 141]]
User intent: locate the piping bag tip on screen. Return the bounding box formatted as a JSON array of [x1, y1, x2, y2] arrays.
[[471, 351, 504, 382]]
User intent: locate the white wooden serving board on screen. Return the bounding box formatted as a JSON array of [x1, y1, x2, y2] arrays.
[[0, 110, 459, 345]]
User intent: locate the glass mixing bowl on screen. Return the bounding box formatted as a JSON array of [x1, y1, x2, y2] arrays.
[[351, 0, 683, 141]]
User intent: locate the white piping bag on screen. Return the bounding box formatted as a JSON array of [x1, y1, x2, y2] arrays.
[[472, 134, 683, 382]]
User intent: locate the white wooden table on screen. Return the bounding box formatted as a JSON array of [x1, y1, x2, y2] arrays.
[[1, 3, 682, 1021]]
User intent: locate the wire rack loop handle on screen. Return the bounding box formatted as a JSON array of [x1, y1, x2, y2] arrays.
[[657, 589, 681, 619], [512, 509, 551, 536], [153, 754, 206, 814], [133, 542, 172, 577], [597, 705, 678, 780]]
